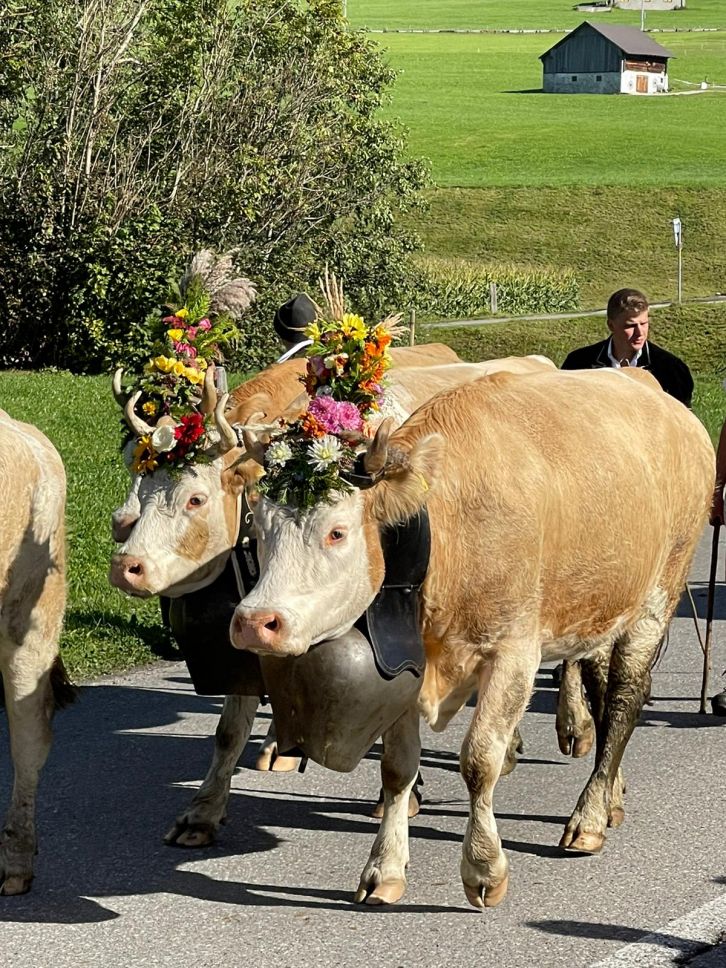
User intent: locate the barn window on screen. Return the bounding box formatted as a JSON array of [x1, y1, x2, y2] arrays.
[[596, 74, 602, 82], [571, 75, 578, 82]]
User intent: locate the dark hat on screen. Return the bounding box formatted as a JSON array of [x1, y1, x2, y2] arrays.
[[273, 293, 317, 345]]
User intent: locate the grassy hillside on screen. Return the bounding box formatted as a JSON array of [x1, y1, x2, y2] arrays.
[[349, 0, 726, 30]]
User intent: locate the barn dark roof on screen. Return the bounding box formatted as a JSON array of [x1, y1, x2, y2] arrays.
[[540, 22, 675, 61]]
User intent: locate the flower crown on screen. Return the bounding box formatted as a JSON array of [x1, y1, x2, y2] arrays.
[[256, 273, 402, 508], [115, 250, 256, 475]]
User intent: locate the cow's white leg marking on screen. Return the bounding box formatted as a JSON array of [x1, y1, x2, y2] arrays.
[[0, 634, 56, 895], [561, 592, 666, 853], [556, 660, 595, 758], [354, 703, 420, 906], [164, 694, 258, 847], [460, 643, 540, 910]]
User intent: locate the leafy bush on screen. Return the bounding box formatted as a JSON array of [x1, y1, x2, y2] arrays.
[[409, 257, 579, 321], [0, 0, 427, 372]]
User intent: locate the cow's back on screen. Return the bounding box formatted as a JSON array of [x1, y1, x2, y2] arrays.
[[398, 368, 713, 655]]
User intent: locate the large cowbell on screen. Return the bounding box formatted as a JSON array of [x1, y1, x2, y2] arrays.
[[170, 511, 430, 774], [259, 510, 430, 772]]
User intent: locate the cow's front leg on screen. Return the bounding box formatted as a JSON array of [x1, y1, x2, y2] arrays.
[[560, 616, 659, 854], [0, 644, 56, 895], [165, 694, 258, 847], [556, 660, 595, 757], [354, 703, 420, 906], [460, 647, 539, 909]]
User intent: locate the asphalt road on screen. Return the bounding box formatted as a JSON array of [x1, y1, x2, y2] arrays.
[[1, 530, 725, 968]]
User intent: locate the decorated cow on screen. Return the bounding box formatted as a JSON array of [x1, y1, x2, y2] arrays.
[[231, 364, 713, 908]]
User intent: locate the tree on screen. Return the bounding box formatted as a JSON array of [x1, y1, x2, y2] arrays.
[[0, 0, 427, 371]]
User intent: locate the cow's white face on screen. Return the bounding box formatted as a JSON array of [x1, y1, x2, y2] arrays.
[[230, 429, 444, 657], [230, 491, 385, 655], [109, 457, 245, 598]]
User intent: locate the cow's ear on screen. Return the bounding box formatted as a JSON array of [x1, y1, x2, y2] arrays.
[[223, 456, 264, 495], [365, 434, 443, 526]]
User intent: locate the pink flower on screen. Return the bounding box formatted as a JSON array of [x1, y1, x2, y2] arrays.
[[186, 326, 198, 340], [197, 318, 212, 331], [173, 341, 197, 358], [308, 397, 364, 434]]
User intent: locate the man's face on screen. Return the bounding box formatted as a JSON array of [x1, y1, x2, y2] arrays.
[[608, 308, 649, 362]]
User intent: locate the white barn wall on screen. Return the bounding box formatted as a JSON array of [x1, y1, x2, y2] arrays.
[[620, 68, 669, 93]]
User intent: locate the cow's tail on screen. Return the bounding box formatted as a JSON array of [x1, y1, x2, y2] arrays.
[[50, 654, 78, 709]]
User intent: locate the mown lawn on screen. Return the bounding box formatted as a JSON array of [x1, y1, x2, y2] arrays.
[[349, 0, 726, 30]]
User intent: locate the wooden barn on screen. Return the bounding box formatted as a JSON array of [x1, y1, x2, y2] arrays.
[[540, 22, 674, 95]]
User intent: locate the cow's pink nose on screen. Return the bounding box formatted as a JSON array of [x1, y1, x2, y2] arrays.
[[109, 554, 147, 592], [230, 608, 285, 652]]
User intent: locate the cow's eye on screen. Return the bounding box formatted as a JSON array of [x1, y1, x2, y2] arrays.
[[328, 528, 346, 544], [187, 495, 207, 509]]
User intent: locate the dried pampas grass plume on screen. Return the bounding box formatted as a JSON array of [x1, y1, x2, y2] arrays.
[[181, 250, 257, 320]]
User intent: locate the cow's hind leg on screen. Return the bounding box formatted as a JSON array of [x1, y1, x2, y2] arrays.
[[165, 694, 258, 847], [460, 646, 539, 910], [354, 703, 420, 906], [255, 717, 300, 773], [0, 638, 56, 895], [556, 660, 595, 758], [560, 599, 664, 854]]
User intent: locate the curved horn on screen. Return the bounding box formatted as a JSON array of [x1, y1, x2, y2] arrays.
[[364, 417, 395, 477], [214, 393, 238, 453], [124, 391, 155, 437], [112, 368, 127, 408], [242, 416, 266, 466], [200, 364, 217, 414]]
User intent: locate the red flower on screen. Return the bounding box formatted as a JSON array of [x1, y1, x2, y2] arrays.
[[175, 413, 206, 447]]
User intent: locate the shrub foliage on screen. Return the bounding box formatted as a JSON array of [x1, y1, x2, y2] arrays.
[[0, 0, 427, 371]]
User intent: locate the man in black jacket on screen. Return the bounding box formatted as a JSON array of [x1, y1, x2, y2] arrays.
[[561, 288, 694, 407]]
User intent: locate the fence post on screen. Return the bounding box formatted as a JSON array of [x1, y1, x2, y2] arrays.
[[409, 308, 416, 345], [489, 282, 498, 314]]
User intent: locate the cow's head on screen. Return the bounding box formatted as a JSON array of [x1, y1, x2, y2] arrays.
[[230, 418, 443, 656], [109, 367, 266, 598]]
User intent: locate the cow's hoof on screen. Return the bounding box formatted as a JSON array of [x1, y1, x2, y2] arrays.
[[354, 877, 407, 906], [560, 829, 605, 854], [558, 722, 595, 758], [608, 806, 625, 829], [1, 873, 32, 896], [270, 753, 299, 772], [164, 820, 217, 848], [463, 874, 509, 910], [255, 745, 276, 771]]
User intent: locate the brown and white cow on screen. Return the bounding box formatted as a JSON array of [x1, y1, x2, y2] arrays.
[[109, 350, 560, 846], [0, 411, 74, 894], [231, 367, 714, 908]]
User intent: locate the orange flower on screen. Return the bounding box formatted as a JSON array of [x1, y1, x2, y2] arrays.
[[375, 332, 392, 349], [301, 412, 327, 438]]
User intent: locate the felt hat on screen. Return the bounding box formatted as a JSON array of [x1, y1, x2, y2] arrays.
[[273, 293, 317, 345]]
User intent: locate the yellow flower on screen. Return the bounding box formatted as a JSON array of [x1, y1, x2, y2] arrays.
[[176, 307, 189, 319], [153, 355, 174, 373], [341, 313, 367, 340], [173, 361, 186, 376], [142, 401, 158, 416], [304, 321, 321, 342], [167, 328, 183, 341], [131, 435, 159, 475], [197, 358, 208, 370], [185, 368, 203, 385]]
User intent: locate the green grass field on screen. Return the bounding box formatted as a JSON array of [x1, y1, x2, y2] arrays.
[[349, 0, 726, 30]]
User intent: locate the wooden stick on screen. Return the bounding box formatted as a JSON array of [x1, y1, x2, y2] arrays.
[[684, 583, 706, 656]]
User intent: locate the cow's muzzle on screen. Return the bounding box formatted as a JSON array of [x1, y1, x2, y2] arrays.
[[230, 606, 296, 655], [109, 554, 153, 597]]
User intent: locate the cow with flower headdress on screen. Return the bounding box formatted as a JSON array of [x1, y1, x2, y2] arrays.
[[109, 255, 566, 849]]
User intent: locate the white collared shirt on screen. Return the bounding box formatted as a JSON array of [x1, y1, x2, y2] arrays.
[[607, 338, 643, 368]]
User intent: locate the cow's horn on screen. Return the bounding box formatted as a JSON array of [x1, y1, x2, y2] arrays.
[[124, 391, 155, 437], [200, 364, 217, 414], [214, 394, 238, 453], [364, 417, 395, 476], [112, 368, 127, 408]]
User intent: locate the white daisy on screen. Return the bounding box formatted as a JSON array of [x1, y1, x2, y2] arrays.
[[266, 440, 293, 466], [308, 435, 344, 472]]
